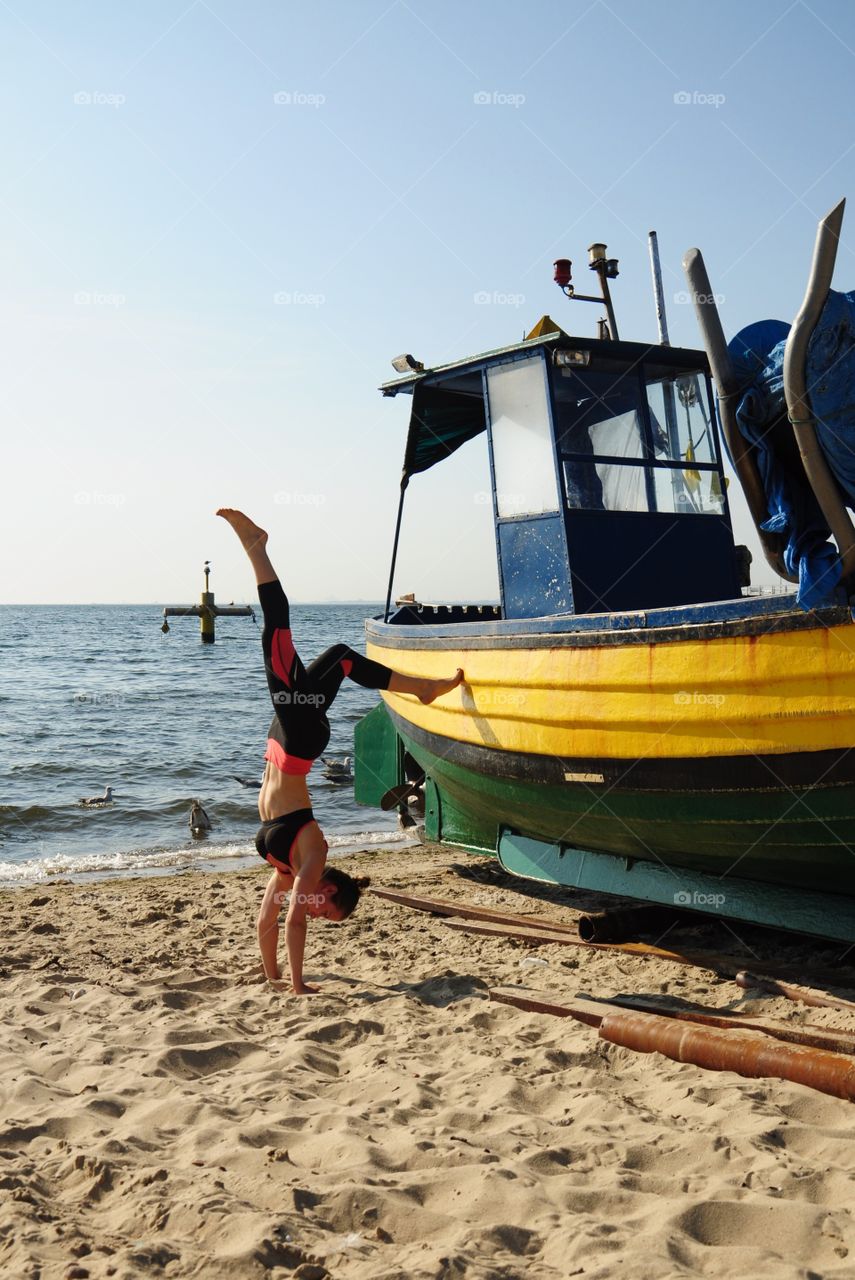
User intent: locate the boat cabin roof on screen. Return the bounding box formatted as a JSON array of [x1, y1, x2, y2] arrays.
[[380, 320, 711, 397]]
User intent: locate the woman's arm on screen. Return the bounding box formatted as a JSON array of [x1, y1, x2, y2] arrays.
[[285, 908, 311, 994], [257, 872, 288, 979], [284, 847, 326, 994]]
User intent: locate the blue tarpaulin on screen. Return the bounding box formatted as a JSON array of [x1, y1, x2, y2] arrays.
[[728, 289, 855, 609]]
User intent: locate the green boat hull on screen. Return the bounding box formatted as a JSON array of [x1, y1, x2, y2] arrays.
[[356, 704, 855, 897]]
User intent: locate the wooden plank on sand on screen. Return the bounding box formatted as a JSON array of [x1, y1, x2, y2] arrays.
[[736, 971, 855, 1016], [369, 886, 578, 934], [491, 987, 855, 1101], [442, 917, 729, 971], [489, 986, 855, 1056], [372, 885, 855, 992]]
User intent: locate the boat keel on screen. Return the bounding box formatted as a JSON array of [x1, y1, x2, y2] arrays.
[[498, 830, 855, 945]]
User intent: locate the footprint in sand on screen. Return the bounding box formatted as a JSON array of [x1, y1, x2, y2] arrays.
[[521, 1147, 573, 1177], [153, 1042, 263, 1080], [163, 1027, 226, 1048], [84, 1097, 126, 1119], [167, 976, 230, 994], [159, 990, 202, 1011], [673, 1197, 836, 1263], [468, 1223, 544, 1258], [299, 1018, 384, 1048]]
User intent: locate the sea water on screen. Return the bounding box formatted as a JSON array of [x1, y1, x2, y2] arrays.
[[0, 603, 412, 885]]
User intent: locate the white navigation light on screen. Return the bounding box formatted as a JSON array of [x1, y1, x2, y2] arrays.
[[391, 353, 424, 374]]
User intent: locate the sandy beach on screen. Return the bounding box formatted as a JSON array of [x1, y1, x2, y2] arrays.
[[3, 844, 855, 1280]]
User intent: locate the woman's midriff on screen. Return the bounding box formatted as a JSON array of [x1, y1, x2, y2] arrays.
[[258, 762, 312, 822]]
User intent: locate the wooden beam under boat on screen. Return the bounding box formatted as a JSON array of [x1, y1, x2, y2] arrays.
[[370, 885, 855, 991]]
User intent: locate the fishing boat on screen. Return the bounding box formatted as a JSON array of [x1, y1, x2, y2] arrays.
[[354, 204, 855, 944]]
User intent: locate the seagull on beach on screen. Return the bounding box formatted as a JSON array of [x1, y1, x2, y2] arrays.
[[322, 756, 353, 784], [79, 787, 115, 808], [189, 801, 212, 836]]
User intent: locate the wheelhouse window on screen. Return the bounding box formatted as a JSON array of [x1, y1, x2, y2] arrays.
[[551, 357, 726, 516], [486, 355, 561, 517], [646, 374, 715, 465]]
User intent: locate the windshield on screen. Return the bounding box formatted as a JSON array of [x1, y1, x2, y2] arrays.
[[551, 362, 725, 515]]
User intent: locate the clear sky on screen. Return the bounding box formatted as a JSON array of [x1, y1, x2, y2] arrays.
[[3, 0, 855, 604]]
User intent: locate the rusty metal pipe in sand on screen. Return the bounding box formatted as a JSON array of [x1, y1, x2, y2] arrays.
[[599, 1009, 855, 1101]]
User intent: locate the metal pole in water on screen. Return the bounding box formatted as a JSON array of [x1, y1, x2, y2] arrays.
[[201, 560, 215, 644], [161, 563, 252, 640]]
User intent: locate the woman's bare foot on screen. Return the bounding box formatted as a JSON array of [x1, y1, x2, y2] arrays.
[[419, 668, 464, 704], [216, 508, 268, 554]]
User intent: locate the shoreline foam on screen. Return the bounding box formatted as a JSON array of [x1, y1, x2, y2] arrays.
[[0, 828, 418, 887]]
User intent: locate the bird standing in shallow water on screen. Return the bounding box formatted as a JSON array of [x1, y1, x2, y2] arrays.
[[322, 756, 353, 784], [189, 801, 212, 836]]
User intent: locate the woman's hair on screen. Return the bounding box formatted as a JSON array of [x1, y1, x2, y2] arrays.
[[323, 867, 371, 920]]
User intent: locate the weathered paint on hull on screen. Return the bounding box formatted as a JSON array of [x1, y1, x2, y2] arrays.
[[368, 617, 855, 762]]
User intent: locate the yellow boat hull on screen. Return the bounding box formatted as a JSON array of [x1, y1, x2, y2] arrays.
[[370, 619, 855, 760]]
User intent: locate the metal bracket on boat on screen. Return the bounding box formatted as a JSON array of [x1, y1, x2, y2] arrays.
[[782, 198, 855, 582]]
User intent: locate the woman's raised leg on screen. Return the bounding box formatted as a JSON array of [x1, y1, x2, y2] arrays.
[[218, 509, 464, 706], [217, 507, 309, 703], [308, 644, 464, 711], [216, 508, 276, 585], [388, 667, 465, 704]]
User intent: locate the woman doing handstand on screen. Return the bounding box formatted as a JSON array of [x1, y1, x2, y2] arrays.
[[217, 509, 464, 995]]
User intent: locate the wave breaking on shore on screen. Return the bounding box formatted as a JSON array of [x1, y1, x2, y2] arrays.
[[0, 828, 418, 886]]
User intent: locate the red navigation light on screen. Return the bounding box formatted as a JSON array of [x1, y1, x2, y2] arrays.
[[553, 258, 572, 288]]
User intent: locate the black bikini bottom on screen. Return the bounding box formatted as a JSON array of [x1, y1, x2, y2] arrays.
[[255, 808, 315, 871]]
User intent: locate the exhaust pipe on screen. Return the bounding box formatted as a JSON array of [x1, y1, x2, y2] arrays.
[[782, 197, 855, 580], [682, 247, 794, 581]]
